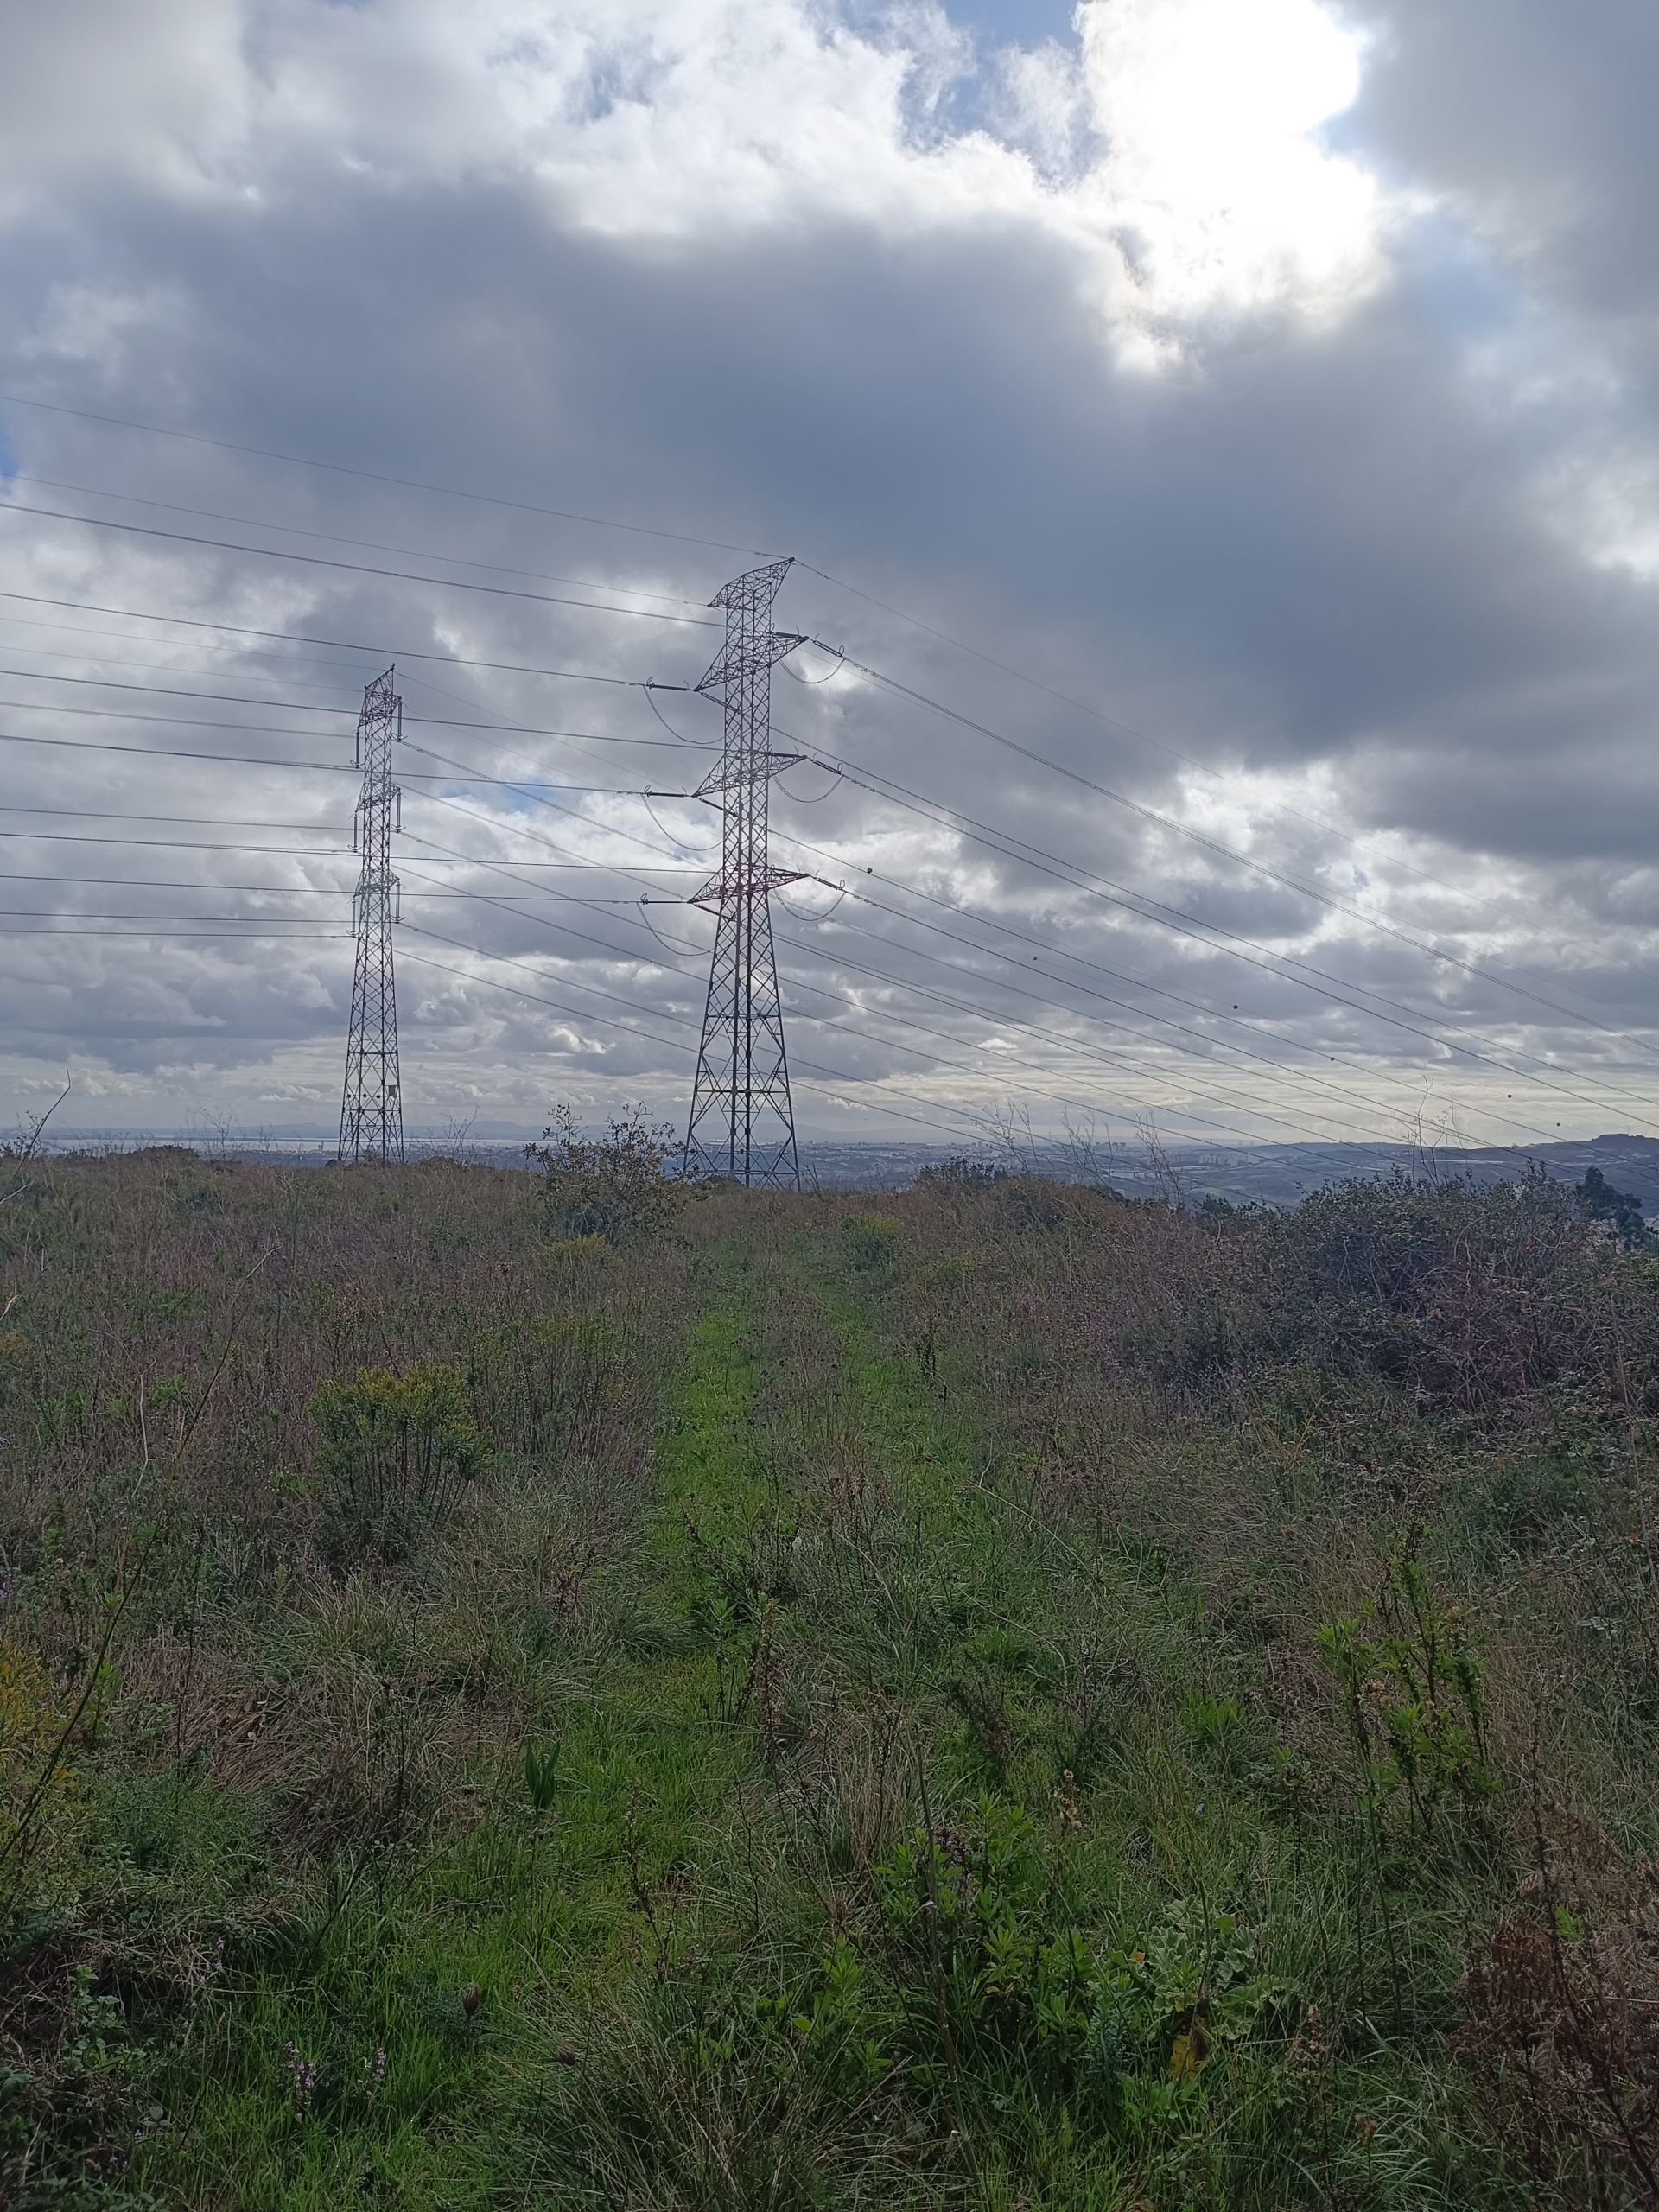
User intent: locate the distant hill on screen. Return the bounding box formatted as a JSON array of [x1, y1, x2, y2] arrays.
[[36, 1126, 1659, 1211]]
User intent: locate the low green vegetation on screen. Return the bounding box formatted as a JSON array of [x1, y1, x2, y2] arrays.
[[3, 1144, 1657, 2207]]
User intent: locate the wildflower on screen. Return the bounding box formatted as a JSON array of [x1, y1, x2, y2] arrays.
[[284, 2041, 318, 2111]]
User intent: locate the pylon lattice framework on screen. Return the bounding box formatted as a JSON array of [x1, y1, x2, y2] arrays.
[[683, 560, 805, 1187], [338, 666, 404, 1165]]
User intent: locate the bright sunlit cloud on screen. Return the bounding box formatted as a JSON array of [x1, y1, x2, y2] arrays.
[[0, 0, 1390, 357], [1072, 0, 1382, 328], [486, 0, 1389, 340]]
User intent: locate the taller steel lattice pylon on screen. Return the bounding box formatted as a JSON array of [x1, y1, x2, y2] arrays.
[[683, 560, 805, 1186], [338, 667, 404, 1165]]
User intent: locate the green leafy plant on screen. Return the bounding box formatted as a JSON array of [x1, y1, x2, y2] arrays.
[[308, 1360, 489, 1555], [1132, 1900, 1279, 2080], [524, 1739, 564, 1814], [1180, 1689, 1245, 1761], [1319, 1537, 1496, 1833], [841, 1212, 902, 1277]]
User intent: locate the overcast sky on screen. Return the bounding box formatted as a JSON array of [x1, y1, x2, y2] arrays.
[[1, 0, 1656, 1155]]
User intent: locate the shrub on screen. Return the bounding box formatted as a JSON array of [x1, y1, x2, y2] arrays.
[[841, 1213, 902, 1277], [1576, 1165, 1651, 1251], [914, 1156, 1005, 1189], [531, 1312, 627, 1458], [0, 1637, 88, 1916], [1319, 1541, 1497, 1837], [1459, 1806, 1659, 2203], [1280, 1166, 1618, 1411], [526, 1103, 682, 1246], [308, 1362, 489, 1557]]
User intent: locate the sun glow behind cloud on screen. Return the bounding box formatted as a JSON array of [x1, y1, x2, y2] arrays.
[[500, 0, 1388, 338], [268, 0, 1391, 350], [1072, 0, 1382, 330], [0, 0, 1389, 354]]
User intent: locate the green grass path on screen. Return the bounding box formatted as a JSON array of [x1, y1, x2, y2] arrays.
[[165, 1242, 778, 2208]]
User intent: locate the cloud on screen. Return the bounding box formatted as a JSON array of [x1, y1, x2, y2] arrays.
[[0, 0, 1654, 1160]]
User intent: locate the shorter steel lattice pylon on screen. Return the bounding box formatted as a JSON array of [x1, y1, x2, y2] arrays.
[[683, 560, 804, 1186], [338, 667, 404, 1164]]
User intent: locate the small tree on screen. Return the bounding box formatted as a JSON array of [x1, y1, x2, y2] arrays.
[[525, 1103, 683, 1246], [1574, 1165, 1650, 1250]]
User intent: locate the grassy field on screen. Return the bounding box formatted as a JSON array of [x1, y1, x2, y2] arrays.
[[3, 1145, 1658, 2209]]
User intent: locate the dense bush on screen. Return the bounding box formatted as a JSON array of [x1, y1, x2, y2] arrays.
[[1576, 1164, 1652, 1249], [1278, 1166, 1653, 1412], [526, 1102, 683, 1246], [1459, 1806, 1659, 2203], [308, 1360, 489, 1558]]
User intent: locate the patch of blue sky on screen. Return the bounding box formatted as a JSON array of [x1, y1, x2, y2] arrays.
[[1391, 207, 1530, 351], [839, 0, 1081, 149], [940, 0, 1078, 49]]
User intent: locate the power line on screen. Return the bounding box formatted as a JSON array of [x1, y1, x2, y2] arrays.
[[769, 741, 1659, 1138], [797, 562, 1485, 913], [399, 928, 1318, 1160], [0, 716, 655, 789], [0, 862, 654, 898], [418, 685, 1649, 1144], [400, 840, 1424, 1156], [407, 843, 1635, 1156], [0, 454, 1643, 1137], [13, 575, 1637, 1128], [770, 913, 1427, 1147], [0, 658, 706, 744], [0, 390, 778, 558], [391, 687, 1641, 1135], [6, 408, 1635, 1077], [0, 908, 329, 921], [766, 829, 1646, 1148], [0, 500, 721, 627], [390, 679, 1657, 1143], [0, 587, 671, 686], [9, 474, 713, 607], [454, 849, 1403, 1152], [0, 925, 343, 940], [0, 650, 696, 747], [0, 830, 349, 853], [0, 805, 338, 828], [816, 642, 1659, 1071], [162, 604, 1632, 1146], [402, 931, 700, 1046], [403, 939, 1020, 1154]]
